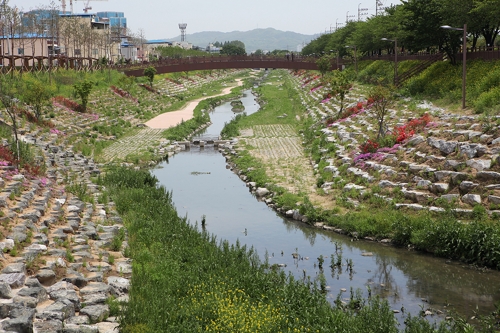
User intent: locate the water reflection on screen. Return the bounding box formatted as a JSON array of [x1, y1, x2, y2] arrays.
[[152, 91, 500, 324]]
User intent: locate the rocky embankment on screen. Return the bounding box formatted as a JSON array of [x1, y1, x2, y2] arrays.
[[219, 71, 500, 238], [0, 136, 129, 333]]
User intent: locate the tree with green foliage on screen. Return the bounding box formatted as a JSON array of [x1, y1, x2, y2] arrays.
[[316, 55, 333, 76], [221, 43, 246, 56], [143, 66, 157, 88], [73, 79, 94, 112], [23, 78, 56, 121], [118, 75, 136, 93], [323, 70, 353, 118], [369, 84, 394, 139]]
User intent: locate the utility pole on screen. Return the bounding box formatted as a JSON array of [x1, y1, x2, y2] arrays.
[[358, 3, 368, 21], [335, 18, 343, 31], [376, 0, 386, 16], [345, 11, 355, 24]]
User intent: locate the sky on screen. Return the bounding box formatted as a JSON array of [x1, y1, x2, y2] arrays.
[[11, 0, 398, 40]]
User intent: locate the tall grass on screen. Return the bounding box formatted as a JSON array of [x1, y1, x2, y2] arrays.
[[101, 167, 463, 332]]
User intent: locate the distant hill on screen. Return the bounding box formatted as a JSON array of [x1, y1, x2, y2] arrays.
[[166, 28, 319, 53]]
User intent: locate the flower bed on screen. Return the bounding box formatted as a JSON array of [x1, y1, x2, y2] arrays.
[[53, 96, 85, 113], [139, 83, 159, 94], [110, 86, 138, 103], [53, 97, 99, 121], [15, 106, 55, 128]]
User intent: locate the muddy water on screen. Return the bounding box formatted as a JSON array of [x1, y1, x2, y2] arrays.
[[151, 89, 500, 324]]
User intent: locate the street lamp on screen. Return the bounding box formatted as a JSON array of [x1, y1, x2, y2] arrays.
[[441, 24, 467, 109], [330, 49, 339, 70], [346, 45, 357, 74], [381, 37, 398, 86]]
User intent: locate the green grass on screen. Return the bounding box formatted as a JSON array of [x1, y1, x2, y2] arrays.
[[101, 167, 466, 333]]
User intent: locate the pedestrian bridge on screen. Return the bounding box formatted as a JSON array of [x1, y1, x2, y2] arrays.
[[122, 55, 324, 76]]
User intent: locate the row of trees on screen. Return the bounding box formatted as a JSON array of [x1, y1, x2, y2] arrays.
[[303, 0, 500, 65], [0, 0, 149, 66]]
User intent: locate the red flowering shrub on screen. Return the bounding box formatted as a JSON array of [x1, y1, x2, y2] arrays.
[[53, 96, 85, 113], [359, 139, 379, 153], [15, 106, 55, 128], [392, 113, 431, 143], [139, 83, 158, 93], [0, 145, 16, 166], [110, 86, 138, 103]]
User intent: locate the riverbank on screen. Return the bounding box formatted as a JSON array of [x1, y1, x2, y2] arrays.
[[220, 69, 500, 270]]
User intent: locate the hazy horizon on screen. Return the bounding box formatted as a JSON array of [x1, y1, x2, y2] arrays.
[[11, 0, 398, 39]]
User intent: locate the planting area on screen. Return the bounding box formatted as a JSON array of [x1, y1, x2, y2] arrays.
[[242, 124, 330, 207]]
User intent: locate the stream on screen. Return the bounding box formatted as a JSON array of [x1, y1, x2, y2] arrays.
[[151, 87, 500, 325]]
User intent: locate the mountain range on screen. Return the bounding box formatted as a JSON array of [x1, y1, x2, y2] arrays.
[[166, 28, 319, 52]]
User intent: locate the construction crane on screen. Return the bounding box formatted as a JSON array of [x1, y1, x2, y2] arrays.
[[59, 0, 74, 14], [74, 0, 108, 13]]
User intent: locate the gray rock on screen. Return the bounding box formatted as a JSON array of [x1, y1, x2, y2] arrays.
[[0, 282, 12, 299], [13, 296, 38, 308], [450, 172, 469, 184], [459, 144, 487, 158], [108, 276, 130, 297], [488, 195, 500, 205], [36, 269, 56, 286], [82, 292, 108, 306], [0, 239, 15, 251], [440, 194, 460, 202], [379, 180, 398, 188], [25, 276, 43, 288], [462, 194, 482, 206], [407, 135, 425, 146], [476, 171, 500, 182], [466, 159, 491, 171], [17, 286, 47, 303], [80, 282, 110, 296], [62, 323, 99, 333], [33, 319, 63, 333], [50, 288, 81, 311], [255, 187, 270, 197], [0, 273, 26, 288], [459, 181, 478, 193], [64, 315, 90, 325], [1, 263, 25, 274], [79, 304, 109, 324], [430, 183, 449, 194], [417, 180, 432, 188], [0, 305, 35, 333], [444, 160, 465, 171], [95, 322, 119, 333], [434, 171, 454, 181], [37, 299, 75, 321], [427, 138, 458, 155], [115, 261, 132, 275], [402, 189, 429, 203]]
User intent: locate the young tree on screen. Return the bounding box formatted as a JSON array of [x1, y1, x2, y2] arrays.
[[369, 84, 394, 140], [323, 70, 353, 118], [316, 55, 333, 77], [0, 74, 22, 162], [23, 77, 55, 121], [143, 66, 157, 87], [73, 79, 94, 112]]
